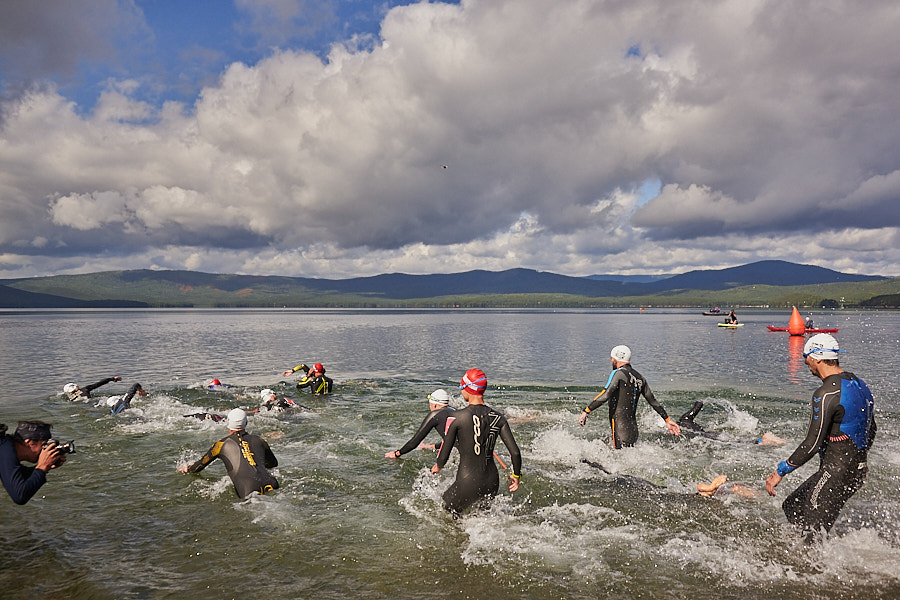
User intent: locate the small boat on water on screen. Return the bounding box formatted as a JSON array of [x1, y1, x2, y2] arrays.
[[718, 322, 744, 328], [766, 326, 838, 333], [767, 306, 838, 336]]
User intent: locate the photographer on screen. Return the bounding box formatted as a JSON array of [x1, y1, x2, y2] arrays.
[[0, 421, 68, 505]]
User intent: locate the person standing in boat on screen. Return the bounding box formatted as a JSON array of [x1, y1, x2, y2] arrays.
[[578, 345, 681, 448]]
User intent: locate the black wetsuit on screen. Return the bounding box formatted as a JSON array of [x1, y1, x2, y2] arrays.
[[0, 435, 46, 505], [777, 372, 876, 536], [289, 365, 333, 394], [184, 413, 226, 422], [66, 377, 118, 401], [435, 404, 522, 514], [397, 406, 456, 456], [109, 383, 144, 414], [677, 400, 720, 440], [585, 364, 671, 448], [261, 397, 295, 412], [185, 431, 279, 499]]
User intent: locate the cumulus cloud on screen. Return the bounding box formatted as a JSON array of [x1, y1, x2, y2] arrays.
[[1, 0, 899, 279]]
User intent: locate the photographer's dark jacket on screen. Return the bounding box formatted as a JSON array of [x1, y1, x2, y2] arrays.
[[0, 435, 47, 505]]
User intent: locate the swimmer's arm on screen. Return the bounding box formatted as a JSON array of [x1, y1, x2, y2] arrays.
[[785, 390, 836, 469], [432, 420, 459, 472], [182, 441, 223, 473], [84, 376, 121, 393], [262, 441, 278, 469], [395, 411, 441, 457], [281, 364, 308, 377], [499, 423, 522, 478]]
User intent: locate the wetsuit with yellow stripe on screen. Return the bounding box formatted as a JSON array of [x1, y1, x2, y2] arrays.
[[584, 364, 671, 449], [287, 364, 333, 394], [185, 431, 279, 499]]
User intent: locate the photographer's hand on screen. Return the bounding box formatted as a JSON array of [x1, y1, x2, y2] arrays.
[[36, 443, 64, 471]]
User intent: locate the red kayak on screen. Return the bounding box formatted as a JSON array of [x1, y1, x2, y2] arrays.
[[766, 326, 839, 333]]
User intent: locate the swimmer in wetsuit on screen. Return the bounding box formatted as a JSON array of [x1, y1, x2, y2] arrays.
[[431, 369, 522, 514], [178, 408, 279, 499], [63, 376, 121, 401], [676, 400, 720, 439], [386, 389, 456, 458], [765, 334, 876, 540], [282, 362, 333, 394], [259, 388, 298, 412], [106, 383, 147, 414], [578, 345, 680, 448]]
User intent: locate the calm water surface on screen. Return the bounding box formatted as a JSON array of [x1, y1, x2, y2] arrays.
[[1, 308, 898, 599]]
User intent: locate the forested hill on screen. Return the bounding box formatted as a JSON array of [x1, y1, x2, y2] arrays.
[[0, 260, 891, 308]]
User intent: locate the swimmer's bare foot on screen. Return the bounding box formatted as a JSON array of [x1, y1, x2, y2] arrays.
[[697, 474, 727, 497]]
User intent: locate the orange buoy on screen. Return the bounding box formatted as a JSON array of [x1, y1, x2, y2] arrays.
[[787, 306, 806, 336]]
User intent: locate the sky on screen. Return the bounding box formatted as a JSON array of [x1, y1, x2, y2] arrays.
[[1, 0, 898, 281]]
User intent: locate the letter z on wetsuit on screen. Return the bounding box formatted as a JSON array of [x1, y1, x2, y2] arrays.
[[434, 404, 522, 514], [585, 364, 670, 448], [185, 431, 279, 499], [397, 406, 456, 456], [777, 372, 876, 534]]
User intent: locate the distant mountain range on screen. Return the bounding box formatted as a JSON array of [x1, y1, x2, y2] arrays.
[[0, 260, 893, 308]]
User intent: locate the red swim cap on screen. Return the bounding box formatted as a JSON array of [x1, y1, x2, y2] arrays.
[[459, 368, 487, 396], [314, 363, 325, 373], [210, 379, 221, 386]]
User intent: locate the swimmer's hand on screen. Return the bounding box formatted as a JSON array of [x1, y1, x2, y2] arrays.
[[418, 443, 436, 451], [508, 474, 520, 492], [281, 370, 293, 377], [385, 450, 401, 459], [430, 464, 441, 475], [765, 472, 782, 496], [578, 411, 589, 427], [177, 465, 189, 474], [664, 418, 681, 436]]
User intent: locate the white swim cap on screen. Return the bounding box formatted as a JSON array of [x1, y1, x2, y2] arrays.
[[427, 389, 450, 405], [226, 408, 247, 430], [803, 333, 843, 361], [64, 383, 78, 394], [610, 345, 631, 363], [105, 395, 122, 407], [225, 408, 247, 430], [259, 388, 276, 402]]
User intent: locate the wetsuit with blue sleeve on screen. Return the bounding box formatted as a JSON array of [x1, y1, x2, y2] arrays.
[[396, 406, 456, 456], [0, 435, 47, 505], [435, 404, 522, 514], [584, 364, 671, 448], [109, 383, 144, 414], [185, 431, 279, 499], [776, 372, 876, 535]]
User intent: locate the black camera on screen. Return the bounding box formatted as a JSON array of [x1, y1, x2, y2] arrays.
[[44, 439, 76, 454]]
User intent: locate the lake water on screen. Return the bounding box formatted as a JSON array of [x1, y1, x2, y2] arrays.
[[1, 308, 898, 599]]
